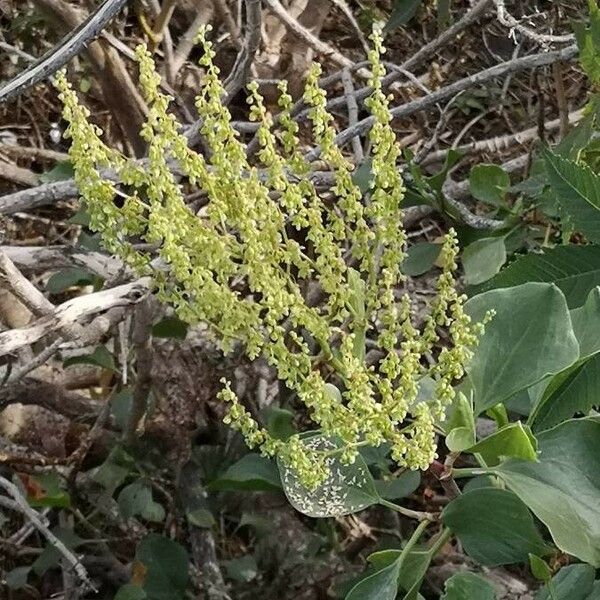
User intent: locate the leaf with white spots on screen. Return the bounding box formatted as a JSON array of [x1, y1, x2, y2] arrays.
[[277, 434, 379, 518]]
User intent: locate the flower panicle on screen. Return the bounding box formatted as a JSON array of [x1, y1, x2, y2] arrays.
[[56, 31, 487, 492]]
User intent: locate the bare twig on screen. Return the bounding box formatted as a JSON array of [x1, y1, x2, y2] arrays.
[[0, 161, 39, 187], [402, 0, 493, 71], [0, 475, 94, 590], [224, 0, 262, 99], [172, 5, 215, 76], [341, 69, 364, 163], [6, 337, 64, 383], [0, 278, 151, 356], [420, 107, 584, 166], [0, 245, 128, 282], [0, 0, 129, 102], [127, 300, 154, 445], [262, 0, 353, 68], [330, 0, 369, 53], [492, 0, 574, 45], [307, 43, 578, 159]]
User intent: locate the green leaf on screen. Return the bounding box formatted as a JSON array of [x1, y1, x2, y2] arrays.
[[442, 488, 550, 566], [186, 508, 215, 528], [441, 572, 497, 600], [575, 0, 600, 85], [374, 470, 420, 500], [464, 283, 579, 413], [535, 564, 595, 600], [26, 472, 70, 508], [542, 146, 600, 243], [152, 316, 188, 340], [465, 422, 537, 466], [462, 238, 507, 285], [368, 547, 432, 598], [63, 344, 117, 372], [345, 556, 401, 600], [529, 554, 552, 582], [530, 352, 600, 431], [554, 115, 595, 161], [470, 245, 600, 308], [278, 434, 378, 518], [136, 534, 189, 600], [469, 164, 510, 206], [570, 286, 600, 358], [352, 158, 373, 193], [5, 566, 30, 589], [445, 393, 476, 452], [209, 453, 281, 492], [265, 407, 296, 441], [586, 581, 600, 599], [437, 0, 451, 29], [118, 482, 165, 522], [384, 0, 422, 32], [402, 242, 442, 276], [115, 584, 148, 600], [92, 446, 136, 493], [47, 267, 100, 294], [40, 161, 74, 183], [493, 419, 600, 566], [225, 555, 257, 583]]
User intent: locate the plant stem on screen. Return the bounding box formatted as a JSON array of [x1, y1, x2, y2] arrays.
[[451, 467, 490, 479], [379, 498, 436, 522], [428, 526, 452, 557], [398, 518, 430, 564]]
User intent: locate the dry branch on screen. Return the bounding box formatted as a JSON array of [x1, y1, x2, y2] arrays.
[[0, 0, 129, 103], [0, 278, 151, 356], [307, 43, 579, 158]]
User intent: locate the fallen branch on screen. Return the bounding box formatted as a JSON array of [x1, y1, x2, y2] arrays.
[[0, 277, 151, 356], [307, 43, 579, 159], [0, 0, 129, 103]]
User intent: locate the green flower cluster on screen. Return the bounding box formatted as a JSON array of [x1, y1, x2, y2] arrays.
[[56, 28, 487, 490]]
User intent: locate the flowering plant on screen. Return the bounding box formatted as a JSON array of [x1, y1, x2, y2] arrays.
[[56, 28, 486, 491]]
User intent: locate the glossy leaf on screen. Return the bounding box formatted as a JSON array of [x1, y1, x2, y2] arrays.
[[542, 146, 600, 242], [571, 287, 600, 358], [441, 572, 497, 600], [209, 453, 281, 492], [493, 419, 600, 566], [346, 555, 401, 600], [402, 242, 442, 276], [535, 564, 595, 600], [529, 554, 552, 582], [469, 164, 510, 206], [278, 434, 378, 517], [46, 267, 99, 294], [115, 585, 148, 600], [152, 316, 188, 339], [470, 245, 600, 308], [465, 422, 537, 465], [465, 283, 579, 413], [445, 393, 476, 452], [530, 353, 600, 431], [463, 237, 507, 285], [63, 344, 117, 372], [384, 0, 422, 32], [135, 534, 189, 600], [118, 482, 165, 522], [442, 488, 550, 566], [374, 470, 420, 500]]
